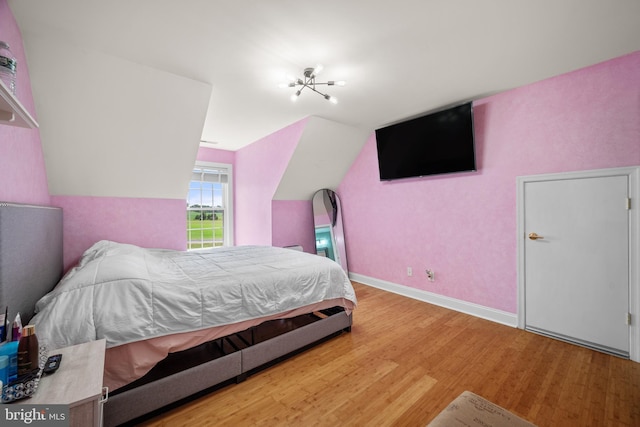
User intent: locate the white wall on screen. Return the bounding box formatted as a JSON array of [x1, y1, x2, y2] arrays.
[[25, 34, 211, 199]]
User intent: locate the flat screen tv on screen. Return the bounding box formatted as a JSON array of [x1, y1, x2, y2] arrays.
[[375, 102, 476, 180]]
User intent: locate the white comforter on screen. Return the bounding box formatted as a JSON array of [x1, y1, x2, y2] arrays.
[[33, 241, 356, 350]]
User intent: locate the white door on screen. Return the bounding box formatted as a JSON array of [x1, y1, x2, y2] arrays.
[[522, 173, 630, 357]]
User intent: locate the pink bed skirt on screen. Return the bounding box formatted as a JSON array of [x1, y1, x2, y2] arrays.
[[105, 298, 354, 391]]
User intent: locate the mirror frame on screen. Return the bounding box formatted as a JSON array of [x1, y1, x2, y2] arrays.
[[312, 189, 348, 273]]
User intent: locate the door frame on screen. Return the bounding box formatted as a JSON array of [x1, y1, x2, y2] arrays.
[[517, 166, 640, 362]]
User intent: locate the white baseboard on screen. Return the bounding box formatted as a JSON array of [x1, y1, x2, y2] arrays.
[[349, 272, 518, 328]]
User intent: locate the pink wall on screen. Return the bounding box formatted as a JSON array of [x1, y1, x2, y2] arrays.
[[0, 2, 189, 273], [52, 148, 237, 272], [196, 146, 236, 165], [271, 200, 315, 252], [234, 118, 308, 246], [198, 139, 317, 251], [0, 0, 50, 205], [339, 51, 640, 314], [51, 196, 187, 271]]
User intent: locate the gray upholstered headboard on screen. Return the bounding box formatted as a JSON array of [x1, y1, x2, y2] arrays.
[[0, 203, 63, 325]]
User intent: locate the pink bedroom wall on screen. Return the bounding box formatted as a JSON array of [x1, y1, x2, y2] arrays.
[[0, 0, 50, 205], [50, 148, 236, 272], [271, 200, 315, 252], [196, 146, 236, 165], [234, 118, 308, 246], [197, 137, 315, 251], [339, 51, 640, 314], [50, 195, 187, 272]]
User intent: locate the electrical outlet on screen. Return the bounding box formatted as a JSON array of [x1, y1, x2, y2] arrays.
[[407, 267, 413, 276], [426, 269, 435, 281]]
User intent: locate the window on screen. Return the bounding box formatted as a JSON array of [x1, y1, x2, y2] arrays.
[[187, 162, 233, 249]]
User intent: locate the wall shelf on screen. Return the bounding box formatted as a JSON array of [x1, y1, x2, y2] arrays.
[[0, 79, 38, 128]]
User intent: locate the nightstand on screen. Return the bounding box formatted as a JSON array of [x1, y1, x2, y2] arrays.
[[19, 339, 107, 427]]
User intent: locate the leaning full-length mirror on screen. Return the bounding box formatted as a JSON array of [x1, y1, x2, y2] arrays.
[[312, 189, 348, 273]]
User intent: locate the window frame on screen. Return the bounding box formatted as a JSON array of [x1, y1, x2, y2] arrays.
[[187, 161, 234, 249]]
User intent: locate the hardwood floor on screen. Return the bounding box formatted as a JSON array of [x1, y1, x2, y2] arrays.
[[139, 282, 640, 426]]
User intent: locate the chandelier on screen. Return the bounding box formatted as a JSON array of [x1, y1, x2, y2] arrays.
[[280, 65, 345, 104]]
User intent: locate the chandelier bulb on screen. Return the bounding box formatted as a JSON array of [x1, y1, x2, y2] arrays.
[[324, 94, 338, 104]]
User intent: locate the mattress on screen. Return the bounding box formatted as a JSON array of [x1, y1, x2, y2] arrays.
[[31, 241, 356, 389]]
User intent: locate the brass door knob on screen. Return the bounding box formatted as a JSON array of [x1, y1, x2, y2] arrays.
[[528, 232, 544, 240]]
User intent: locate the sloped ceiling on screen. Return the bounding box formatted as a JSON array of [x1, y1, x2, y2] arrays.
[[8, 1, 640, 202], [274, 117, 370, 200], [9, 1, 640, 152], [23, 32, 212, 199]]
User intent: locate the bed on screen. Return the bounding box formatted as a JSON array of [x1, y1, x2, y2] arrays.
[[0, 203, 356, 426]]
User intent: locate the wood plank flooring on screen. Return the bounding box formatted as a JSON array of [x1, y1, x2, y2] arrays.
[[139, 282, 640, 426]]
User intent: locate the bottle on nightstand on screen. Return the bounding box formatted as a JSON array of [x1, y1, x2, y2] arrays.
[[0, 340, 19, 382], [0, 355, 7, 384], [17, 324, 39, 375]]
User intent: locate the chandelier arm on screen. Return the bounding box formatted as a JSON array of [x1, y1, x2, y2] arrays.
[[291, 80, 332, 87], [308, 86, 330, 98]]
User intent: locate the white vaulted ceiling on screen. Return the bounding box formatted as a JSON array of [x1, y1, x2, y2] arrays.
[[10, 0, 640, 153], [6, 1, 640, 200]]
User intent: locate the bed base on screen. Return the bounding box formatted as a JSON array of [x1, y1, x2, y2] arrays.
[[103, 307, 352, 427]]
